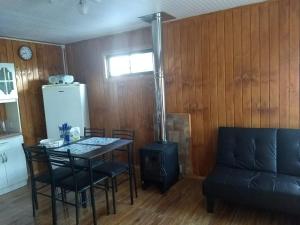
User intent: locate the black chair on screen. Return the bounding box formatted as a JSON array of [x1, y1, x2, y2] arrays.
[[93, 129, 137, 214], [46, 149, 109, 225], [84, 128, 105, 137], [74, 127, 106, 169], [22, 144, 72, 217]]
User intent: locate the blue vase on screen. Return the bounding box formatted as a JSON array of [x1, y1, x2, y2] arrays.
[[64, 133, 70, 144]]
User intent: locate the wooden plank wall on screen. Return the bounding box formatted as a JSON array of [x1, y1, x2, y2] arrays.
[[66, 0, 300, 176], [164, 0, 300, 176], [66, 28, 155, 164], [0, 38, 64, 145]]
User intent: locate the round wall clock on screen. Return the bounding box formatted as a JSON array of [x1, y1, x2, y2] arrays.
[[18, 46, 33, 61]]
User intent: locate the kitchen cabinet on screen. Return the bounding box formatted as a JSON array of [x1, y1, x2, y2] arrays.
[[0, 135, 27, 195], [0, 158, 7, 189], [0, 63, 18, 101], [0, 63, 27, 195]]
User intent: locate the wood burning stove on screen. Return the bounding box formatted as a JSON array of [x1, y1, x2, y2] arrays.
[[140, 142, 179, 193], [139, 12, 179, 193]]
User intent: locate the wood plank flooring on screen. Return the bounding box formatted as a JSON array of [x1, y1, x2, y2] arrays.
[[0, 178, 299, 225]]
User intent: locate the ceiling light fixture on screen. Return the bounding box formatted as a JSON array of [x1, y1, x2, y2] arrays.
[[78, 0, 89, 15], [48, 0, 102, 15]]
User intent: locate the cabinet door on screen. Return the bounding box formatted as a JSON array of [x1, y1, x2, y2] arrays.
[[0, 150, 7, 189], [0, 63, 18, 101], [3, 136, 27, 186]]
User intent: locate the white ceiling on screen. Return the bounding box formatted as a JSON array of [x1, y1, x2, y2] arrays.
[[0, 0, 266, 44]]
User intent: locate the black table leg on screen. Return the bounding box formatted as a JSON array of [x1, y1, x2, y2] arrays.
[[89, 159, 97, 225], [105, 179, 110, 215], [51, 182, 57, 225], [111, 178, 116, 214], [131, 143, 138, 198], [81, 191, 87, 208], [31, 183, 36, 217], [127, 144, 134, 205]]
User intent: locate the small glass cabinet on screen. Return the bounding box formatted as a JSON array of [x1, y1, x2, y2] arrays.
[[0, 63, 17, 101]]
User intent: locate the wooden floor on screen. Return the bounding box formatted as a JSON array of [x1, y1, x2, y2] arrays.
[[0, 178, 299, 225]]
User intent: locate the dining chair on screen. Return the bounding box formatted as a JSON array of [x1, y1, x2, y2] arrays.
[[84, 128, 105, 137], [22, 144, 72, 217], [74, 127, 106, 169], [46, 149, 109, 225], [93, 129, 137, 214]]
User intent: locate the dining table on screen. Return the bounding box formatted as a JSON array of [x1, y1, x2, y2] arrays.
[[37, 137, 135, 225]]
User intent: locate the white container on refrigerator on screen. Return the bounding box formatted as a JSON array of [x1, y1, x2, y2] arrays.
[[42, 84, 90, 139]]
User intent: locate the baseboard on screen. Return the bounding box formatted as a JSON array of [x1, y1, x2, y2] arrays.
[[0, 180, 28, 196], [183, 175, 206, 180], [133, 164, 206, 181]]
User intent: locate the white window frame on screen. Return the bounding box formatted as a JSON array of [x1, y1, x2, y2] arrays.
[[105, 49, 154, 78]]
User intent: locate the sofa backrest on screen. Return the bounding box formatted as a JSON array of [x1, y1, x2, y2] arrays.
[[277, 129, 300, 176], [217, 127, 277, 173]]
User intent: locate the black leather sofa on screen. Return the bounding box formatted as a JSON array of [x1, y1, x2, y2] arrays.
[[203, 127, 300, 215]]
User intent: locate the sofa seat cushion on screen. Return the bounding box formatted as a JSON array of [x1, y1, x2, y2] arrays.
[[203, 166, 300, 214], [204, 166, 300, 196]]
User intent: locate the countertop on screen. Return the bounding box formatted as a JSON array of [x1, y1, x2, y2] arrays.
[[0, 132, 22, 140]]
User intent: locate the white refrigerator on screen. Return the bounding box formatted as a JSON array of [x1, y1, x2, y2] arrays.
[[42, 84, 90, 139]]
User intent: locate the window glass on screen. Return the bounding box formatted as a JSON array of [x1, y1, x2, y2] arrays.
[[106, 50, 153, 77], [109, 55, 130, 77], [130, 52, 153, 73]]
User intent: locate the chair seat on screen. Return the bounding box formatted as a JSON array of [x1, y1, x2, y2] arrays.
[[74, 158, 104, 169], [60, 171, 108, 191], [93, 161, 128, 177], [35, 167, 73, 184]]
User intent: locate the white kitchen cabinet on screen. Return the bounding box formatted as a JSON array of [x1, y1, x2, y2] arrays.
[[0, 155, 7, 189], [0, 63, 26, 195], [0, 135, 27, 195]]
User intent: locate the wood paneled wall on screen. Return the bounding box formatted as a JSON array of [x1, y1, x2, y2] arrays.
[[0, 38, 64, 145], [66, 28, 155, 163], [164, 0, 300, 175], [66, 0, 300, 176]]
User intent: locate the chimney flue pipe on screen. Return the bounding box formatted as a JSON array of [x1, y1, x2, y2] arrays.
[[139, 12, 175, 143]]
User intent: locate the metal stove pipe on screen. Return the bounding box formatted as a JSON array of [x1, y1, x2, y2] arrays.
[[140, 12, 175, 143]]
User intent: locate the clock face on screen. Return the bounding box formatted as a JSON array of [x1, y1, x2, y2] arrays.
[[19, 46, 33, 61]]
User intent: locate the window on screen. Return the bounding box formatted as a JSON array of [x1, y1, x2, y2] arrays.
[[105, 50, 154, 78]]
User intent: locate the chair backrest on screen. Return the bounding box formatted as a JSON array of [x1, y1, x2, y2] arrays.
[[84, 127, 105, 137], [45, 149, 76, 185], [112, 129, 135, 140], [111, 129, 135, 157], [22, 144, 48, 177], [46, 149, 73, 168]]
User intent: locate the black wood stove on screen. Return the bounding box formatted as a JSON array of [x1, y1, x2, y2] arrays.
[[140, 142, 179, 193], [139, 12, 179, 193]]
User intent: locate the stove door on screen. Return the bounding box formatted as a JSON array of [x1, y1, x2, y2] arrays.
[[140, 150, 165, 182]]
